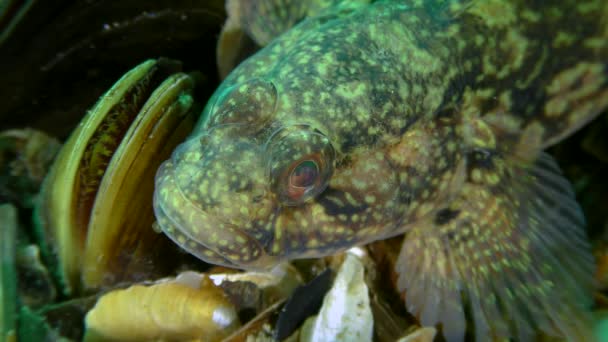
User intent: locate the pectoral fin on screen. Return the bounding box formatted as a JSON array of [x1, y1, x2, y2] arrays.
[[396, 151, 594, 341]]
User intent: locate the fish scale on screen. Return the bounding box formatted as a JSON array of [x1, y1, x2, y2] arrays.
[[153, 0, 607, 340]]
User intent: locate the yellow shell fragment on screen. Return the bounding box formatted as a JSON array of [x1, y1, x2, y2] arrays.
[[84, 275, 240, 341]]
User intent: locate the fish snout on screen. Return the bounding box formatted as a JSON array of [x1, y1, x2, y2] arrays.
[[153, 131, 277, 269]]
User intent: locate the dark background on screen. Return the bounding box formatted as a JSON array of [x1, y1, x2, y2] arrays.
[[0, 0, 226, 138]]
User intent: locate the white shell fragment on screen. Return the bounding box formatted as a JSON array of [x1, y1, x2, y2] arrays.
[[209, 262, 302, 299], [300, 252, 373, 342]]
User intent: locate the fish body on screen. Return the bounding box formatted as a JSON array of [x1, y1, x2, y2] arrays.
[[154, 0, 608, 340]]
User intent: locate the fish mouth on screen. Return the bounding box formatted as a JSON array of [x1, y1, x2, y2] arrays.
[[153, 158, 279, 270]]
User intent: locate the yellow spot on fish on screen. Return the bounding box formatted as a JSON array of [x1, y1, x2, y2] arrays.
[[469, 0, 516, 29], [471, 169, 483, 183], [553, 31, 577, 48], [336, 82, 367, 99], [272, 243, 281, 254]]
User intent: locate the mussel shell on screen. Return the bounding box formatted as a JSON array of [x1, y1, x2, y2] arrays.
[[35, 58, 199, 294], [81, 67, 199, 289]]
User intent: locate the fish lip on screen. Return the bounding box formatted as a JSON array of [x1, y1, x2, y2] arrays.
[[153, 158, 277, 270], [153, 161, 238, 268]]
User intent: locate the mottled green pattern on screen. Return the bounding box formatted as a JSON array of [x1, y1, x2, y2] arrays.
[[231, 0, 372, 46], [154, 0, 607, 340]]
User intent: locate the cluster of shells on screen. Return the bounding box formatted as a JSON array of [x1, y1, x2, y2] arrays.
[[2, 1, 608, 342]]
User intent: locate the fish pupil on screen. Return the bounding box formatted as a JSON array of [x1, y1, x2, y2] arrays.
[[290, 160, 319, 188]]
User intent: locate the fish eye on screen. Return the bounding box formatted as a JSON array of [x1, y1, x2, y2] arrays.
[[267, 125, 334, 206], [290, 159, 319, 188], [286, 157, 322, 201]]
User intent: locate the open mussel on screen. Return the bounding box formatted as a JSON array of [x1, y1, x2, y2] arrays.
[[34, 58, 200, 294]]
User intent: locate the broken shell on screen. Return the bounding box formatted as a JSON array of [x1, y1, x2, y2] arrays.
[[210, 262, 303, 308], [34, 58, 199, 293], [222, 267, 332, 341], [223, 300, 286, 342], [300, 252, 374, 342], [84, 273, 240, 341]]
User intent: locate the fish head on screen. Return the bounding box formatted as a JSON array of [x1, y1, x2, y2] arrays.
[[153, 77, 407, 269]]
